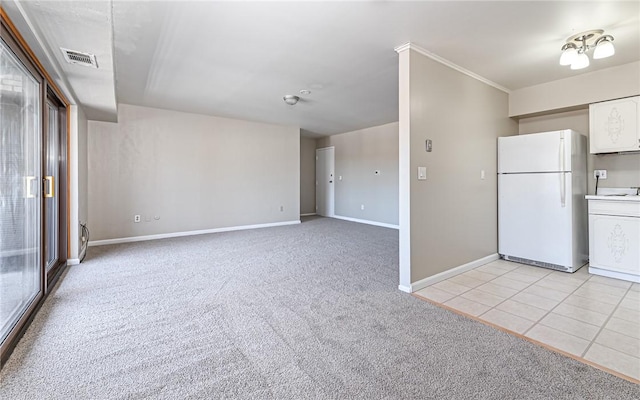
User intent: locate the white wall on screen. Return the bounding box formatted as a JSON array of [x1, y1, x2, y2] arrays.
[[399, 46, 517, 287], [300, 136, 316, 215], [68, 105, 88, 260], [88, 104, 300, 241], [509, 61, 640, 117], [317, 122, 399, 226]]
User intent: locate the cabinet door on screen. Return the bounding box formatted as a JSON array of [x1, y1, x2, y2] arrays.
[[589, 215, 640, 275], [589, 96, 640, 154]]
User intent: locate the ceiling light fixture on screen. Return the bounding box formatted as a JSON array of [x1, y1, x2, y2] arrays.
[[283, 95, 300, 105], [559, 29, 615, 70], [299, 89, 311, 95]]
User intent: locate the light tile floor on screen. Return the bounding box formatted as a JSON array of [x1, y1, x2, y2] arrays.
[[414, 260, 640, 382]]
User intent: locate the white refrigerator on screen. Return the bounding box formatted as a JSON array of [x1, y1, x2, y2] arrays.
[[498, 130, 588, 272]]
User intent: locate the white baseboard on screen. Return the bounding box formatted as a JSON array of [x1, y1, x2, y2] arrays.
[[300, 213, 317, 217], [589, 266, 639, 283], [407, 253, 500, 293], [88, 220, 301, 247], [398, 285, 412, 293], [332, 215, 399, 230], [67, 258, 80, 266]]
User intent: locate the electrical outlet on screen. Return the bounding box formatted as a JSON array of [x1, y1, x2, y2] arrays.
[[361, 204, 365, 210], [280, 205, 284, 212], [134, 214, 141, 223], [593, 170, 607, 179]]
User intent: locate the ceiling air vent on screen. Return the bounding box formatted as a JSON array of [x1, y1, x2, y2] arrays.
[[60, 48, 98, 68]]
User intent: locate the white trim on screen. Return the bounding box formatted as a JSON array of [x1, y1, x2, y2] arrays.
[[397, 47, 412, 293], [300, 213, 317, 217], [331, 215, 399, 230], [589, 266, 640, 283], [67, 259, 80, 266], [394, 42, 510, 94], [403, 253, 500, 293], [398, 285, 412, 293], [88, 220, 301, 246]]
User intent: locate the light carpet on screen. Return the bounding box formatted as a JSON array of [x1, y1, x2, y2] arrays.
[[1, 217, 638, 399]]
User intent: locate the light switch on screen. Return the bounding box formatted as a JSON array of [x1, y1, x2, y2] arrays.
[[418, 167, 427, 180]]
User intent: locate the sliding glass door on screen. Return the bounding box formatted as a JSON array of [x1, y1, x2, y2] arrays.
[[0, 39, 43, 345]]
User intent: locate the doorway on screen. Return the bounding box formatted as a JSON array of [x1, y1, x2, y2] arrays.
[[315, 147, 335, 217]]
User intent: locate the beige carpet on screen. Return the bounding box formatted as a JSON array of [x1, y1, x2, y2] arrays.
[[1, 217, 638, 399]]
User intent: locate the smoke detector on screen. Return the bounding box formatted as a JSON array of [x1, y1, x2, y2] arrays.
[[60, 48, 98, 68], [283, 95, 300, 105]]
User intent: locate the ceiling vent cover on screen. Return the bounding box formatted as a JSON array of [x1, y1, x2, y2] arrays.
[[60, 48, 98, 68]]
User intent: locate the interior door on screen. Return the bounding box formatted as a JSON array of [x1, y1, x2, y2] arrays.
[[315, 147, 334, 217], [0, 39, 43, 345]]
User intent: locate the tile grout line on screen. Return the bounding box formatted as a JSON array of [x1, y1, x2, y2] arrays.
[[417, 261, 640, 381], [431, 263, 516, 302], [477, 266, 555, 326], [520, 272, 604, 339], [580, 284, 636, 359], [469, 265, 543, 310], [429, 262, 523, 311], [517, 266, 593, 332]]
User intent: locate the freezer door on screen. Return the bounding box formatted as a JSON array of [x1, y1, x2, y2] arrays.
[[498, 172, 574, 268], [498, 130, 573, 173]]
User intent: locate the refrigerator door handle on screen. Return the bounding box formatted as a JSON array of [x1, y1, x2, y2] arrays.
[[560, 174, 566, 208], [559, 132, 566, 207], [559, 132, 565, 172]]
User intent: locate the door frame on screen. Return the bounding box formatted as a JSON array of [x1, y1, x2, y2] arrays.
[[43, 91, 68, 292], [315, 146, 335, 217]]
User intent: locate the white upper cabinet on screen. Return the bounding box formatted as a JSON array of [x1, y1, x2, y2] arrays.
[[589, 96, 640, 154]]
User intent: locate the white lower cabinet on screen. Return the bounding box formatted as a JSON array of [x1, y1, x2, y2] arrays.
[[587, 197, 640, 282]]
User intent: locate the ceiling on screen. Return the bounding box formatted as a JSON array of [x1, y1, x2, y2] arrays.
[[7, 1, 640, 136]]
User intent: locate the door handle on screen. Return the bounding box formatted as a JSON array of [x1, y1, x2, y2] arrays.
[[559, 133, 566, 172], [560, 174, 566, 208], [44, 176, 55, 198], [24, 176, 36, 198]]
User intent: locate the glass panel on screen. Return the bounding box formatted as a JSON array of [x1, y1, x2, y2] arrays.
[[0, 40, 41, 344], [45, 103, 58, 270]]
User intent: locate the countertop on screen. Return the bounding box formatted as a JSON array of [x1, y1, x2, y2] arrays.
[[585, 195, 640, 202], [586, 188, 640, 202]]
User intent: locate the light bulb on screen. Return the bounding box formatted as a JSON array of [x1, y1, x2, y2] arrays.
[[593, 39, 615, 59], [570, 52, 590, 70], [559, 47, 578, 66]]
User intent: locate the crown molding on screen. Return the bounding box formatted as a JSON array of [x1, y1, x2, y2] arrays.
[[394, 42, 510, 94]]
